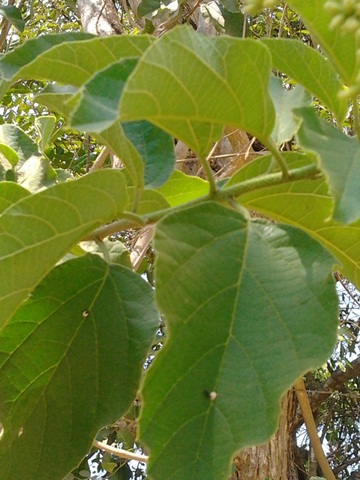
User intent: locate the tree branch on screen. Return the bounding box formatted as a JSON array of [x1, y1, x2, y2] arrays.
[[293, 356, 360, 428], [93, 439, 148, 463], [295, 378, 336, 480]]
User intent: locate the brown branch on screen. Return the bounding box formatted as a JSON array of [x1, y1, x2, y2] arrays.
[[0, 0, 16, 52], [295, 378, 337, 480], [294, 356, 360, 429]]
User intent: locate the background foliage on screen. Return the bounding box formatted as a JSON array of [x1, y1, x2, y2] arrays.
[[0, 1, 360, 479]]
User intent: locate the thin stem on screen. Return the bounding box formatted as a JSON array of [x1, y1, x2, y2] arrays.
[[83, 163, 320, 240], [295, 378, 336, 480], [93, 439, 148, 463], [95, 238, 111, 264], [265, 138, 291, 179], [351, 95, 360, 142], [199, 145, 218, 196], [83, 213, 144, 241], [144, 163, 319, 224], [90, 146, 109, 172], [278, 4, 288, 38], [214, 163, 318, 200]]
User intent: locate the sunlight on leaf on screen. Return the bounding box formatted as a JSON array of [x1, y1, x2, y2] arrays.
[[0, 170, 128, 331]]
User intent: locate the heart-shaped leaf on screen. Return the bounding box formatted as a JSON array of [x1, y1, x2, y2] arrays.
[[0, 254, 158, 480], [228, 152, 360, 288], [140, 201, 338, 480], [120, 26, 275, 157], [0, 170, 127, 330]]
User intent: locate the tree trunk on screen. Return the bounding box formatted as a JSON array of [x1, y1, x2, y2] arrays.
[[77, 0, 123, 35], [230, 389, 300, 480]]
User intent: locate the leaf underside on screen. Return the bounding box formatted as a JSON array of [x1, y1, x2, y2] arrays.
[[140, 201, 338, 480]]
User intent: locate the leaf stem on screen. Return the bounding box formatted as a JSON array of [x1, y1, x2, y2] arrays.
[[351, 95, 360, 142], [83, 212, 144, 241], [144, 163, 319, 223], [83, 163, 319, 240], [94, 238, 111, 263], [265, 138, 291, 179], [199, 142, 219, 196], [215, 163, 319, 200]]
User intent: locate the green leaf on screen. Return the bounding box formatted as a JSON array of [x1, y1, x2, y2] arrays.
[[0, 34, 153, 99], [0, 170, 128, 331], [0, 144, 18, 167], [120, 26, 275, 157], [137, 0, 162, 17], [100, 124, 145, 190], [0, 124, 39, 164], [0, 6, 25, 32], [156, 170, 209, 207], [17, 156, 58, 192], [70, 59, 139, 132], [0, 254, 158, 480], [132, 188, 170, 214], [287, 0, 359, 85], [269, 76, 312, 146], [80, 239, 132, 269], [35, 88, 145, 189], [229, 152, 360, 288], [69, 56, 175, 188], [140, 201, 338, 480], [261, 38, 348, 122], [35, 116, 57, 152], [0, 33, 93, 99], [295, 107, 360, 224], [0, 182, 30, 214], [122, 121, 175, 188]]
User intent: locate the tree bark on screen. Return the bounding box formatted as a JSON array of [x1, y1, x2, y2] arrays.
[[77, 0, 123, 35], [230, 389, 300, 480]]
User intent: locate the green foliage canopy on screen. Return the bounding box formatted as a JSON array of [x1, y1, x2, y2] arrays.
[[0, 1, 359, 479]]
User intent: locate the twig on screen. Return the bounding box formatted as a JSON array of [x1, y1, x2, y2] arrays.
[[93, 439, 148, 463], [295, 378, 337, 480], [278, 4, 288, 38], [90, 146, 110, 172], [351, 95, 360, 142], [293, 355, 360, 428]]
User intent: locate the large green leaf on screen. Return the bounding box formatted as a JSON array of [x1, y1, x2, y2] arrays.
[[295, 107, 360, 224], [269, 76, 311, 146], [0, 33, 93, 99], [261, 38, 348, 122], [140, 201, 338, 480], [228, 152, 360, 288], [0, 254, 158, 480], [0, 182, 30, 213], [0, 35, 153, 92], [287, 0, 359, 85], [0, 170, 128, 331], [120, 26, 275, 157]]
